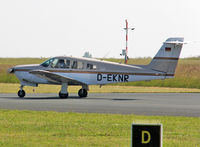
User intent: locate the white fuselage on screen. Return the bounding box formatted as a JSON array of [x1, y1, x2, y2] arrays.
[[15, 70, 172, 85], [10, 55, 176, 87]]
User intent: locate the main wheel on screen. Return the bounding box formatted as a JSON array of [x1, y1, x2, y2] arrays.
[[78, 89, 88, 98], [59, 92, 68, 98], [18, 90, 25, 98]]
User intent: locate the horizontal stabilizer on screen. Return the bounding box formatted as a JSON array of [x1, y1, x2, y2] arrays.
[[164, 38, 185, 45]]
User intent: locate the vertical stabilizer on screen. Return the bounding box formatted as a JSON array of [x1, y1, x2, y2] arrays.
[[148, 38, 184, 75]]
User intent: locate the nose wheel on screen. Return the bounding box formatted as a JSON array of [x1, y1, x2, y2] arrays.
[[18, 90, 25, 98], [59, 83, 69, 98], [78, 89, 88, 98], [18, 85, 25, 98]]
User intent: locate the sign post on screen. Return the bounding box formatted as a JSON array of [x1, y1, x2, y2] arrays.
[[131, 123, 162, 147]]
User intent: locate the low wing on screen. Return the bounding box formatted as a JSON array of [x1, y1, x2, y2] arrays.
[[30, 70, 85, 85]]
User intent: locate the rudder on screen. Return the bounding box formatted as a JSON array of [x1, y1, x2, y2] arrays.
[[148, 37, 184, 75]]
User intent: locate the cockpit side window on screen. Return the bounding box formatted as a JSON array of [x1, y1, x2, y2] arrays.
[[41, 58, 55, 68], [65, 60, 70, 68], [41, 58, 65, 68], [51, 59, 59, 68], [71, 61, 77, 69], [41, 58, 94, 70], [55, 59, 65, 68]]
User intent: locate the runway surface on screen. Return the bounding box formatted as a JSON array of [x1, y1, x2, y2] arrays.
[[0, 93, 199, 117]]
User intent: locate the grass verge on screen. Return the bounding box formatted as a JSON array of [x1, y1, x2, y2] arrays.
[[0, 109, 199, 147], [1, 83, 200, 93]]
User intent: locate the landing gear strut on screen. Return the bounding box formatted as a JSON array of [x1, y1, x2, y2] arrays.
[[18, 85, 25, 98], [59, 83, 68, 98]]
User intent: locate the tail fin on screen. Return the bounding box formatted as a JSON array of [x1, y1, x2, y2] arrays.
[[148, 37, 184, 74]]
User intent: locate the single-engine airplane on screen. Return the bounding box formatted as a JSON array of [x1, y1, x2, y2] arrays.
[[8, 37, 184, 98]]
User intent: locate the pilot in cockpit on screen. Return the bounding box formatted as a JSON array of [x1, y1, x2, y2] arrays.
[[56, 59, 65, 68]]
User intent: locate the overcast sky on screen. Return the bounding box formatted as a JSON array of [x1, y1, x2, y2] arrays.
[[0, 0, 200, 58]]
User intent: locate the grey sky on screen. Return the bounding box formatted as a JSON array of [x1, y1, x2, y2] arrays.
[[0, 0, 200, 58]]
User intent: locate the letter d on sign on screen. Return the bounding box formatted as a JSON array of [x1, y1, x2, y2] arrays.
[[142, 130, 151, 144], [132, 123, 162, 147]]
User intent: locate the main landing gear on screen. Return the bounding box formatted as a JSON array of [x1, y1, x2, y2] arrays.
[[18, 85, 25, 98], [78, 88, 88, 98], [78, 85, 88, 98], [59, 83, 88, 98]]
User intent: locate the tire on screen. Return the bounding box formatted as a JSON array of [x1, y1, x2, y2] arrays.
[[59, 92, 68, 98], [18, 90, 25, 98], [78, 89, 88, 98]]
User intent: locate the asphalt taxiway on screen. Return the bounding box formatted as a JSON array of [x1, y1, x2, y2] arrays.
[[0, 93, 199, 117]]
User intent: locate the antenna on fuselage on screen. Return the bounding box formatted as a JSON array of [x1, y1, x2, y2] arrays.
[[120, 19, 135, 64]]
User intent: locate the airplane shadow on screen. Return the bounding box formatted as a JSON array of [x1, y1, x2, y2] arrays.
[[111, 98, 139, 101], [7, 97, 60, 100], [8, 96, 80, 100], [7, 96, 140, 101]]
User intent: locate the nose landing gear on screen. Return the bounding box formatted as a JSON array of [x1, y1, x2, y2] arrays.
[[59, 83, 69, 98], [59, 92, 68, 98], [18, 85, 25, 98]]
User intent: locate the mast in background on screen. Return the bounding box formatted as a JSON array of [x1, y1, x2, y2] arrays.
[[121, 19, 135, 64]]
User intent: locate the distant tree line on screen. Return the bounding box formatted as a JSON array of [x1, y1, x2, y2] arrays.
[[83, 52, 92, 58]]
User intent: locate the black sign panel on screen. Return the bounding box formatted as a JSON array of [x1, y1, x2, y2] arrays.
[[132, 124, 162, 147]]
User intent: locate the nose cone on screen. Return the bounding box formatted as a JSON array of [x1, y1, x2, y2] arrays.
[[8, 67, 15, 74], [8, 64, 41, 74]]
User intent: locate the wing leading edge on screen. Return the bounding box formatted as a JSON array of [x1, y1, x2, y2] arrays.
[[30, 70, 85, 85]]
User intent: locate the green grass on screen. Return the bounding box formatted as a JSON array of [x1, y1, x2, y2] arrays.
[[2, 83, 200, 93], [2, 57, 200, 89], [0, 58, 47, 83], [115, 77, 200, 89], [0, 58, 47, 65], [0, 109, 199, 147]]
